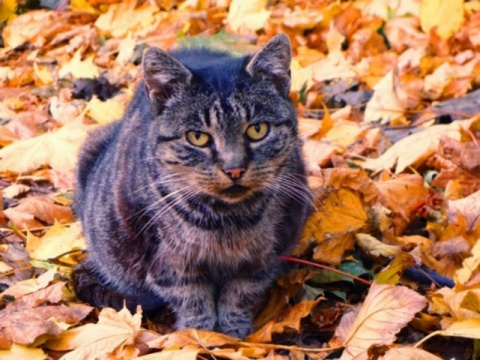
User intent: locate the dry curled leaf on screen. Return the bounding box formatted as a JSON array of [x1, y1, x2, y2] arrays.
[[335, 283, 426, 360]]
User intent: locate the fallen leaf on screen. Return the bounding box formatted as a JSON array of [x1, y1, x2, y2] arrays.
[[0, 343, 46, 360], [375, 252, 416, 285], [46, 306, 143, 359], [420, 0, 464, 40], [455, 240, 480, 287], [301, 188, 368, 265], [448, 190, 480, 231], [2, 10, 55, 49], [58, 49, 100, 79], [383, 346, 442, 360], [4, 196, 74, 230], [335, 283, 426, 360], [226, 0, 271, 33], [0, 118, 92, 174], [26, 222, 85, 261], [355, 233, 401, 258], [0, 268, 58, 298], [375, 174, 430, 221], [439, 318, 480, 339], [85, 96, 126, 124], [364, 70, 405, 123], [0, 282, 93, 346], [361, 122, 462, 173], [247, 298, 322, 343], [94, 0, 159, 38]]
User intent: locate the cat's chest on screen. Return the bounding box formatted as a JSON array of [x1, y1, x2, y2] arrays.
[[157, 214, 279, 271]]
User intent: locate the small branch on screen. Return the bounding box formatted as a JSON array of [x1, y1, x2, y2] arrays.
[[279, 256, 372, 286]]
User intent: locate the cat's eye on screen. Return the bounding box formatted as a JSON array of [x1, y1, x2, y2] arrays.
[[186, 131, 211, 147], [246, 123, 269, 141]]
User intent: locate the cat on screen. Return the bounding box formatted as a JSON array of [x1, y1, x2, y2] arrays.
[[72, 34, 311, 339]]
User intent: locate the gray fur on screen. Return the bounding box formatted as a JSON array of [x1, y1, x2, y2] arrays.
[[73, 34, 311, 338]]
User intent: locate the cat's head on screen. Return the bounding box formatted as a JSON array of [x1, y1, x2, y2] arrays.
[[142, 34, 301, 203]]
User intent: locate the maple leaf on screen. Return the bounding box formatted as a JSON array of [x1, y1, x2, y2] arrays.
[[94, 0, 159, 38], [335, 283, 426, 359], [250, 299, 322, 344], [46, 305, 144, 359], [226, 0, 271, 33], [58, 49, 100, 79], [302, 188, 369, 265]]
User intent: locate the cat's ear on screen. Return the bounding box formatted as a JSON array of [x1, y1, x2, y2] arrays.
[[246, 34, 292, 95], [142, 48, 192, 102]]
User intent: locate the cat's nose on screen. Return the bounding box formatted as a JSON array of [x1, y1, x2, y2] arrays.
[[223, 167, 245, 180]]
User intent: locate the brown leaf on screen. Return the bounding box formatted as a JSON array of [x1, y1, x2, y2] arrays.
[[0, 282, 93, 347], [247, 299, 321, 343], [4, 196, 74, 230]]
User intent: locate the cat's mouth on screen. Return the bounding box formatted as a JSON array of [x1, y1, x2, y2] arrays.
[[218, 184, 251, 199]]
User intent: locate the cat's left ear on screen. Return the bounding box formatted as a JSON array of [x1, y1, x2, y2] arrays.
[[246, 34, 292, 96], [142, 47, 192, 102]]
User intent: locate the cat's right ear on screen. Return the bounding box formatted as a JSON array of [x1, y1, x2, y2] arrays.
[[142, 48, 192, 102]]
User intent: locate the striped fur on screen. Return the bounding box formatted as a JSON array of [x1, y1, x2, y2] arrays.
[[73, 34, 311, 338]]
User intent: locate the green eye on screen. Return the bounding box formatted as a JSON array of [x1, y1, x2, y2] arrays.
[[186, 131, 211, 147], [246, 123, 269, 141]]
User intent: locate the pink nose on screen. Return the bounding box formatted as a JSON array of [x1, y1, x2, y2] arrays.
[[223, 167, 245, 180]]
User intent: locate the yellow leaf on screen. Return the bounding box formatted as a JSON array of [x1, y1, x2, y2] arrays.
[[440, 318, 480, 339], [303, 189, 368, 265], [0, 343, 46, 360], [2, 10, 54, 49], [455, 239, 480, 286], [0, 0, 17, 23], [226, 0, 271, 33], [336, 283, 426, 359], [356, 233, 401, 258], [0, 118, 92, 174], [94, 0, 159, 38], [26, 222, 85, 261], [86, 97, 126, 124], [58, 49, 99, 79], [46, 306, 143, 358], [420, 0, 464, 40], [375, 252, 415, 285], [325, 121, 362, 147], [33, 62, 53, 86], [71, 0, 99, 13], [361, 122, 462, 173]]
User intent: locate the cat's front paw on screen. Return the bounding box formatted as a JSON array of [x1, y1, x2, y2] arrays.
[[218, 312, 254, 339], [175, 313, 217, 332]]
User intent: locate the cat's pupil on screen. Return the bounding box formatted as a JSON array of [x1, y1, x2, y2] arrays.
[[254, 124, 261, 132], [195, 131, 201, 139]]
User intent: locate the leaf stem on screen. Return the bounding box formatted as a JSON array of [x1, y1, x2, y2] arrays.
[[279, 256, 372, 286]]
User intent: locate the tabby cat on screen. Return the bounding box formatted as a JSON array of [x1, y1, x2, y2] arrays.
[[73, 34, 310, 338]]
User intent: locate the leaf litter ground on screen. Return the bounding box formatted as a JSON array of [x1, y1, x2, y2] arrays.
[[1, 0, 480, 359]]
